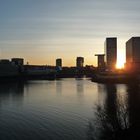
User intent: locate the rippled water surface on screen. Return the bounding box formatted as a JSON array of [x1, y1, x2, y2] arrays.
[[0, 78, 139, 140]]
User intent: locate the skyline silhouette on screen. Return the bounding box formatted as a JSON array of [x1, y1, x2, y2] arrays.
[[0, 0, 140, 66]]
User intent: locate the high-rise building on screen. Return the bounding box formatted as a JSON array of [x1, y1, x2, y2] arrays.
[[95, 54, 105, 71], [56, 58, 62, 67], [126, 37, 140, 72], [76, 57, 84, 68], [104, 37, 117, 70]]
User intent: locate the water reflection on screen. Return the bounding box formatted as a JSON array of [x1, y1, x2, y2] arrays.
[[88, 83, 140, 140], [97, 84, 106, 107], [76, 78, 84, 98], [0, 82, 24, 106], [56, 80, 62, 95], [2, 79, 140, 140], [127, 84, 140, 137]]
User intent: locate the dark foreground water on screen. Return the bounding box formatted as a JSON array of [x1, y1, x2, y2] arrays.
[[0, 78, 140, 140]]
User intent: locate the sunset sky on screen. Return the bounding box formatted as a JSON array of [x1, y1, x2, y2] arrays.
[[0, 0, 140, 66]]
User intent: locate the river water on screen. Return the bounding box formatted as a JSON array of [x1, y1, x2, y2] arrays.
[[0, 78, 139, 140]]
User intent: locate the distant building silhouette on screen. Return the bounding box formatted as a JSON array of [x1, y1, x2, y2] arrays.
[[95, 54, 105, 71], [56, 58, 62, 67], [76, 57, 84, 68], [125, 37, 140, 73], [11, 58, 24, 73], [0, 59, 10, 64], [0, 59, 18, 76], [11, 58, 24, 66], [104, 38, 117, 71]]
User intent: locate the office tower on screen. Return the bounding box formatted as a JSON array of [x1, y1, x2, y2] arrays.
[[104, 37, 117, 70], [126, 37, 140, 72], [76, 57, 84, 68], [56, 58, 62, 67], [95, 54, 105, 71]]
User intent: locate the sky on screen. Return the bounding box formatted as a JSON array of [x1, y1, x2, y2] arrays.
[[0, 0, 140, 66]]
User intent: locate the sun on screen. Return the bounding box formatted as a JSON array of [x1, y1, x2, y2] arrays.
[[116, 61, 124, 69], [116, 58, 124, 69], [116, 53, 125, 69]]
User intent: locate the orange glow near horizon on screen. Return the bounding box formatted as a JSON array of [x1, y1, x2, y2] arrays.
[[116, 58, 124, 69], [116, 62, 124, 69], [116, 53, 125, 69]]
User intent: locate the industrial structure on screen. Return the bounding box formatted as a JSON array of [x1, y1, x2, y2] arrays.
[[104, 38, 117, 71]]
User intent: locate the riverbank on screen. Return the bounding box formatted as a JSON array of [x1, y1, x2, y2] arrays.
[[91, 72, 140, 83]]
